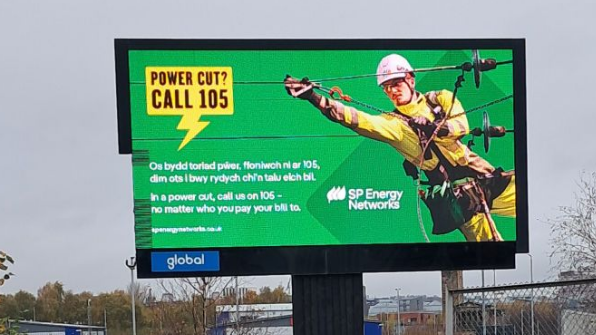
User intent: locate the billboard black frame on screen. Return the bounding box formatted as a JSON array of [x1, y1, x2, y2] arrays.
[[115, 38, 528, 278]]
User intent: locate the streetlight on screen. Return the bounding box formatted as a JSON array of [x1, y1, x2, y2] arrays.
[[125, 257, 137, 335], [395, 288, 401, 335], [527, 253, 535, 335], [87, 299, 92, 335]]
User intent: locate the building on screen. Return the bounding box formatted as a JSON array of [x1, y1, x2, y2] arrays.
[[367, 296, 442, 334], [211, 304, 384, 335], [209, 315, 292, 335], [8, 321, 105, 335], [368, 295, 442, 316], [454, 301, 512, 335], [216, 303, 293, 324], [368, 295, 441, 315], [424, 299, 443, 312]]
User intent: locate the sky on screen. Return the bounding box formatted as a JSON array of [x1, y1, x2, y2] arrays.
[[1, 0, 595, 299]]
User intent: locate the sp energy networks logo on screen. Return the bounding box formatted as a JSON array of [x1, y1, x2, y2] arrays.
[[327, 186, 346, 203], [145, 67, 234, 150], [151, 251, 220, 272], [326, 186, 403, 211]]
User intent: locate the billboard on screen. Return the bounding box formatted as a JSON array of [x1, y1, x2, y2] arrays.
[[115, 39, 527, 278]]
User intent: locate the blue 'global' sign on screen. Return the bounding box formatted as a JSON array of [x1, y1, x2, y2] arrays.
[[151, 251, 220, 272]]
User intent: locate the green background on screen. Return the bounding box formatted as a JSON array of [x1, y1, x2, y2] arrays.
[[128, 49, 516, 249]]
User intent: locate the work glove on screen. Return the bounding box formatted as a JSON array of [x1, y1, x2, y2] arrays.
[[284, 75, 315, 100], [408, 116, 437, 138]]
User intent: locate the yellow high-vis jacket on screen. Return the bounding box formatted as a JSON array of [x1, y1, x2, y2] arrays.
[[319, 90, 494, 176]]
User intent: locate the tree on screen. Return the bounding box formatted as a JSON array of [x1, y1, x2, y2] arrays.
[[127, 281, 149, 306], [257, 286, 273, 303], [254, 285, 291, 304], [61, 291, 92, 324], [549, 172, 596, 275], [94, 289, 145, 335], [0, 252, 14, 288], [242, 290, 259, 304], [269, 285, 291, 303], [36, 282, 66, 322], [14, 291, 36, 320], [0, 295, 19, 319], [0, 251, 17, 335], [154, 277, 235, 335]]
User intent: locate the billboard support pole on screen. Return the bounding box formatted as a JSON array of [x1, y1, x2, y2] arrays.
[[292, 274, 363, 335]]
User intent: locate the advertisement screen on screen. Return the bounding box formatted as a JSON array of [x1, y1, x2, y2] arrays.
[[115, 39, 527, 277]]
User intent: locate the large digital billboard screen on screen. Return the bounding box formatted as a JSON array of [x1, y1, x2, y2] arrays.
[[115, 39, 527, 278]]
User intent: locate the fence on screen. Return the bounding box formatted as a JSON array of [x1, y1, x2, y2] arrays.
[[445, 278, 596, 335]]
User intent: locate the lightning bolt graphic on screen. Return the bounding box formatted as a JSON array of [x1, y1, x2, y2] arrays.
[[176, 109, 210, 151]]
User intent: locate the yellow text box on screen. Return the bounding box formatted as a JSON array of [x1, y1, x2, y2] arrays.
[[145, 67, 234, 116]]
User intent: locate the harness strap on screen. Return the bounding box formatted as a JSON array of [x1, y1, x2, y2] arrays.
[[392, 91, 474, 184]]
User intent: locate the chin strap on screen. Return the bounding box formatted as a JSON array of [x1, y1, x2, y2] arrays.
[[406, 78, 416, 104]]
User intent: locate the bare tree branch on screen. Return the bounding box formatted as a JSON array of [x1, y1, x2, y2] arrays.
[[549, 171, 596, 276]]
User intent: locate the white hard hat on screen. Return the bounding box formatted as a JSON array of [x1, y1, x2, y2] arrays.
[[376, 54, 414, 86]]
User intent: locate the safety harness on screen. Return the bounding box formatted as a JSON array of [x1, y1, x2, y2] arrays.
[[394, 92, 511, 238]]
